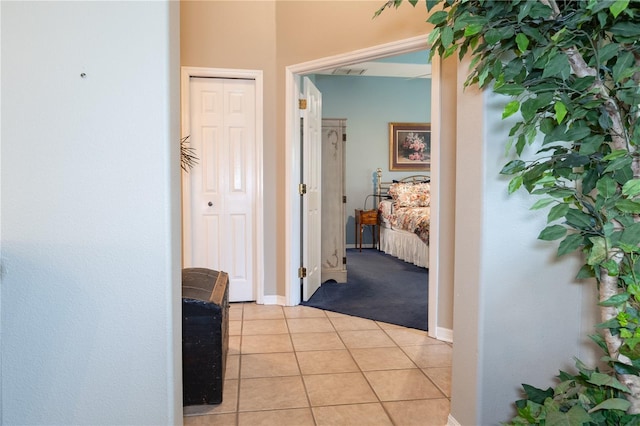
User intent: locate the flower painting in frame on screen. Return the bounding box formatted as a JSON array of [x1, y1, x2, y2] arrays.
[[389, 122, 431, 171]]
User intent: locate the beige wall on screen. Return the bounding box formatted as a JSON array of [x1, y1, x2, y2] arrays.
[[181, 1, 279, 293], [181, 0, 434, 297]]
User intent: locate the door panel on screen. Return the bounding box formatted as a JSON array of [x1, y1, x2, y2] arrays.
[[187, 77, 256, 302], [302, 77, 322, 301]]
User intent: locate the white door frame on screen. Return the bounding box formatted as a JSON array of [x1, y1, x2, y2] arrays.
[[285, 36, 441, 337], [181, 66, 265, 304]]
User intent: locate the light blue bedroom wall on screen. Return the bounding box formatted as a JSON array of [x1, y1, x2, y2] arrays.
[[313, 74, 431, 245]]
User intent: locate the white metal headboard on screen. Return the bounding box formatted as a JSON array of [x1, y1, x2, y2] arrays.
[[375, 167, 430, 198]]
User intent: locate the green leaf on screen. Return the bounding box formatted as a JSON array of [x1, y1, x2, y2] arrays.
[[542, 53, 571, 80], [558, 233, 583, 256], [615, 199, 640, 214], [531, 198, 555, 210], [464, 23, 483, 37], [603, 149, 628, 161], [599, 293, 630, 307], [610, 0, 630, 18], [484, 28, 502, 45], [577, 264, 596, 279], [548, 203, 569, 222], [622, 179, 640, 197], [441, 26, 454, 48], [522, 383, 554, 404], [554, 101, 567, 124], [596, 43, 619, 65], [516, 33, 529, 53], [565, 209, 593, 230], [619, 223, 640, 246], [587, 236, 607, 265], [501, 160, 526, 175], [427, 27, 441, 47], [603, 258, 619, 276], [588, 372, 631, 393], [425, 0, 440, 11], [508, 175, 523, 194], [604, 156, 633, 173], [503, 100, 520, 119], [427, 10, 448, 25], [589, 397, 631, 413], [613, 51, 635, 83], [545, 404, 591, 426], [493, 83, 525, 96], [596, 176, 618, 198], [539, 225, 567, 241], [610, 21, 640, 39]]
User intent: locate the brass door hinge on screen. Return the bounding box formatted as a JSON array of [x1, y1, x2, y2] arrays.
[[343, 133, 347, 142], [298, 267, 307, 278], [299, 99, 307, 110], [343, 257, 347, 265], [343, 195, 347, 203], [299, 183, 307, 195]]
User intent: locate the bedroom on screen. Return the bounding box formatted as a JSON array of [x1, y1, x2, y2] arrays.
[[312, 51, 431, 253], [307, 51, 431, 316]]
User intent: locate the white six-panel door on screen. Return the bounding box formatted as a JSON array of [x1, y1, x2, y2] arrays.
[[186, 77, 256, 302], [302, 77, 322, 300]]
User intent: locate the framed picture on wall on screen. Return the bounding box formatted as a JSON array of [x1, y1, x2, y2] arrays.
[[389, 122, 431, 171]]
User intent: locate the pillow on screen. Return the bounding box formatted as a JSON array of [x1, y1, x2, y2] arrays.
[[388, 182, 430, 207]]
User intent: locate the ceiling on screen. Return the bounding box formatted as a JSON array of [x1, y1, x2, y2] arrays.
[[314, 50, 431, 79]]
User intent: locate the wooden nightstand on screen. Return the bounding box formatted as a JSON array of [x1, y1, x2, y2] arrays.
[[355, 209, 379, 252]]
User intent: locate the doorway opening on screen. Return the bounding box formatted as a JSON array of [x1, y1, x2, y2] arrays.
[[284, 36, 443, 338]]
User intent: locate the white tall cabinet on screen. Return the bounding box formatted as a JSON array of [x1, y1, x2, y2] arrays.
[[321, 119, 347, 283]]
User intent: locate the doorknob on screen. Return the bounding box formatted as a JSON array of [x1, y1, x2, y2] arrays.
[[208, 201, 213, 207]]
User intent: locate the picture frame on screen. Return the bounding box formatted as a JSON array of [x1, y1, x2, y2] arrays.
[[389, 122, 431, 171]]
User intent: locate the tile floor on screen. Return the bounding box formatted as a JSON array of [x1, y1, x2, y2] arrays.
[[183, 302, 451, 426]]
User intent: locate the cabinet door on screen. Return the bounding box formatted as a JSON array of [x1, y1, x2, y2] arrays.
[[321, 119, 347, 283]]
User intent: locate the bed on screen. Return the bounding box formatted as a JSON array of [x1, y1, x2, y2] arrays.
[[375, 168, 430, 268]]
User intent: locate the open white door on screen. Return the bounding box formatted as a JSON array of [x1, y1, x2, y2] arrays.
[[301, 77, 322, 300]]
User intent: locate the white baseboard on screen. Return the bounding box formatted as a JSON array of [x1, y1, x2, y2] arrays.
[[432, 327, 453, 343], [448, 414, 461, 426], [260, 295, 287, 306]]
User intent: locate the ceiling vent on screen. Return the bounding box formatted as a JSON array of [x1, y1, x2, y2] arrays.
[[331, 68, 367, 76]]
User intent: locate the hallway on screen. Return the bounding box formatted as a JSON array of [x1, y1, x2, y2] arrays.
[[184, 302, 451, 425]]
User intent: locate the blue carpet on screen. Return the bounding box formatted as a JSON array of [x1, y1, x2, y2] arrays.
[[302, 248, 428, 331]]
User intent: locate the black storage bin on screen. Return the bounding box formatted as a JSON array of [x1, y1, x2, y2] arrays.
[[182, 268, 229, 406]]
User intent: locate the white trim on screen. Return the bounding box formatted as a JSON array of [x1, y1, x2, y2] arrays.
[[285, 70, 302, 306], [447, 414, 462, 426], [261, 295, 287, 306], [285, 35, 432, 311], [287, 35, 430, 75], [435, 327, 453, 343], [181, 66, 265, 304], [428, 53, 441, 340]]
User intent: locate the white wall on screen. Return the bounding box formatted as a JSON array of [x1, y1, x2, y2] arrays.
[[450, 70, 597, 423], [1, 2, 182, 424]]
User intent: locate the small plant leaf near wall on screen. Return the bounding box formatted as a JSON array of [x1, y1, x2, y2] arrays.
[[180, 135, 198, 172]]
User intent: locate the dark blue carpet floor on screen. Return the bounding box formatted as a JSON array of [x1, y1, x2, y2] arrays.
[[302, 248, 428, 331]]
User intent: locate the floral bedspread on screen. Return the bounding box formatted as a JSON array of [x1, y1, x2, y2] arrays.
[[379, 201, 430, 244]]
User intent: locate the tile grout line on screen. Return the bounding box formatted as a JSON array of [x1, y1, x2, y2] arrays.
[[233, 302, 246, 425], [284, 306, 322, 425], [329, 315, 398, 425]]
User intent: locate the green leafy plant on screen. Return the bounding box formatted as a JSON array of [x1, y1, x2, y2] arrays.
[[377, 0, 640, 420], [511, 359, 637, 425]]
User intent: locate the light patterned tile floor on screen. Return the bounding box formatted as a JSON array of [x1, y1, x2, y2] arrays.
[[184, 302, 451, 426]]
